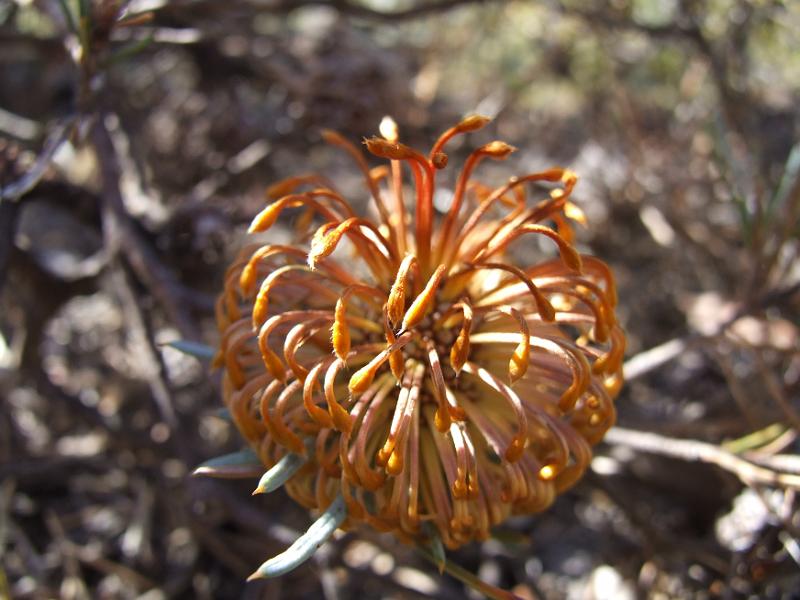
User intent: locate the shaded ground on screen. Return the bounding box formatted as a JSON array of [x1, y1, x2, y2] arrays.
[[1, 1, 799, 599]]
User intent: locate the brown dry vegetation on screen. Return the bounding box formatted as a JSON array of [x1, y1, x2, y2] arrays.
[[1, 1, 798, 599]]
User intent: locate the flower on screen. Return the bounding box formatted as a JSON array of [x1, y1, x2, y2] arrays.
[[214, 115, 625, 552]]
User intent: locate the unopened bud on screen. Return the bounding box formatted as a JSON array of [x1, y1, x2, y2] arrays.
[[480, 141, 516, 159], [308, 219, 355, 268], [449, 331, 469, 375], [349, 358, 381, 394], [387, 255, 417, 326], [401, 265, 447, 331], [249, 198, 289, 233], [332, 298, 351, 361], [364, 137, 416, 161], [455, 114, 491, 133], [564, 200, 587, 225]]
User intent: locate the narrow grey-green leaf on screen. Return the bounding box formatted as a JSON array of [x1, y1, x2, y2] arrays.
[[163, 340, 215, 360], [103, 35, 154, 67], [211, 407, 233, 422], [192, 448, 262, 479], [768, 142, 800, 219], [253, 452, 306, 495], [77, 1, 91, 54], [422, 522, 446, 574], [247, 495, 347, 580], [57, 0, 78, 34], [489, 527, 531, 546]]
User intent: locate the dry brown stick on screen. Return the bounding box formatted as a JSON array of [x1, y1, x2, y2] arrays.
[[0, 456, 107, 483], [0, 195, 19, 294], [292, 0, 503, 20], [90, 115, 200, 342], [555, 0, 761, 233], [0, 105, 41, 141], [150, 0, 504, 23], [622, 337, 690, 381], [193, 479, 300, 546], [760, 170, 800, 290], [623, 280, 800, 381], [120, 476, 156, 566], [745, 429, 799, 461], [747, 453, 800, 477], [89, 114, 204, 462], [111, 265, 178, 430], [0, 118, 74, 202], [752, 348, 800, 432], [357, 529, 487, 600], [44, 511, 91, 600], [586, 471, 732, 575], [711, 347, 761, 429], [46, 511, 158, 592], [552, 1, 749, 134], [189, 523, 253, 578], [6, 520, 48, 584], [605, 427, 800, 489], [0, 479, 14, 559]]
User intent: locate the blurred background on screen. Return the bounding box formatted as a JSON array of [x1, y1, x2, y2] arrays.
[[1, 0, 799, 598]]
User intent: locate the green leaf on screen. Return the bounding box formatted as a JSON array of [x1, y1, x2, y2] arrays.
[[192, 448, 262, 479], [163, 339, 215, 360], [490, 527, 531, 547], [767, 142, 800, 221], [731, 193, 752, 245], [253, 451, 307, 495], [78, 14, 91, 55], [247, 495, 347, 580], [57, 0, 78, 34], [722, 422, 787, 454], [422, 522, 446, 574], [102, 35, 154, 68], [210, 407, 233, 422]]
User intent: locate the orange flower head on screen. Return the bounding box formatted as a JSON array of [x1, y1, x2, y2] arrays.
[[215, 116, 625, 550]]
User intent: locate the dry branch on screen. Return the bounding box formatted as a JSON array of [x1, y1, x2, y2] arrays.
[[606, 427, 800, 490]]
